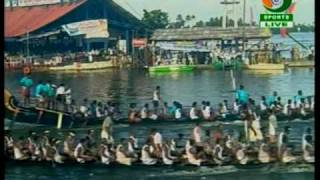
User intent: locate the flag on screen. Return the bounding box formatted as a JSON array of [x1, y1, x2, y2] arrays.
[[287, 2, 297, 13], [280, 1, 297, 38], [280, 28, 288, 38]]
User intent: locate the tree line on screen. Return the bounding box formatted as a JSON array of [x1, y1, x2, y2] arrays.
[[141, 9, 314, 35]]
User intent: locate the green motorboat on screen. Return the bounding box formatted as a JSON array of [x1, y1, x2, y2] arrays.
[[148, 65, 196, 72]]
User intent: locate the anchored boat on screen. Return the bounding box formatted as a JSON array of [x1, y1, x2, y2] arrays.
[[148, 65, 196, 73], [244, 63, 285, 70]]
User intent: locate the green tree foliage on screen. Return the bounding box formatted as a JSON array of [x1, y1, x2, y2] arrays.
[[142, 9, 169, 31], [271, 23, 314, 34]]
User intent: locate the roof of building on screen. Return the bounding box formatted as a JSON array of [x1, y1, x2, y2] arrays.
[[5, 0, 87, 38], [151, 27, 272, 41], [5, 0, 143, 38]]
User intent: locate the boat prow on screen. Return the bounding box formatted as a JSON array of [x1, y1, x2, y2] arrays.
[[4, 89, 105, 129]]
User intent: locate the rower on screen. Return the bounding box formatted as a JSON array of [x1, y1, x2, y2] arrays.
[[27, 132, 42, 161], [299, 99, 307, 116], [4, 130, 14, 158], [280, 139, 297, 164], [294, 90, 304, 106], [86, 130, 96, 149], [52, 140, 66, 164], [43, 138, 56, 162], [212, 140, 226, 165], [258, 143, 271, 163], [201, 101, 206, 115], [101, 125, 114, 145], [302, 129, 314, 163], [203, 101, 213, 121], [46, 81, 56, 109], [218, 102, 228, 118], [35, 81, 45, 108], [278, 126, 290, 158], [56, 84, 66, 110], [213, 124, 224, 145], [151, 129, 163, 157], [153, 86, 161, 112], [283, 99, 293, 117], [116, 138, 136, 166], [13, 137, 29, 161], [189, 102, 199, 120], [141, 139, 157, 165], [236, 85, 249, 105], [235, 143, 249, 165], [174, 102, 183, 120], [140, 103, 149, 120], [268, 109, 278, 143], [247, 114, 263, 143], [161, 140, 175, 165], [19, 73, 33, 106], [185, 139, 203, 166], [267, 91, 278, 107], [129, 133, 139, 149], [127, 137, 138, 158], [99, 138, 115, 165], [260, 96, 268, 113], [96, 102, 104, 118], [128, 103, 141, 123], [232, 99, 240, 114], [74, 138, 96, 163], [63, 132, 76, 158], [80, 99, 89, 118], [192, 123, 202, 145]]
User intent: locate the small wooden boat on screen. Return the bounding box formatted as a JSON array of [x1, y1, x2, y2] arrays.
[[244, 63, 285, 70], [4, 89, 105, 129], [148, 65, 196, 73]]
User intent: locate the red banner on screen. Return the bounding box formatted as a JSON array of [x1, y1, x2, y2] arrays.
[[133, 38, 147, 48]]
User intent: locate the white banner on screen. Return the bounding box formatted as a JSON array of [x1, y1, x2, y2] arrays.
[[62, 19, 109, 39], [6, 0, 61, 7]]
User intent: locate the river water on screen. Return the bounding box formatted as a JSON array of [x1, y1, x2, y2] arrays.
[[5, 32, 315, 180]]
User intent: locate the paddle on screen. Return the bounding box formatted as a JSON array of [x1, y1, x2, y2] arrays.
[[9, 109, 19, 130]]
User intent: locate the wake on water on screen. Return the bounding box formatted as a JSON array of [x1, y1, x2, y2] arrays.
[[147, 164, 314, 178]]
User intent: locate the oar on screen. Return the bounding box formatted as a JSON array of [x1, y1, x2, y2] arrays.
[[9, 109, 19, 130]]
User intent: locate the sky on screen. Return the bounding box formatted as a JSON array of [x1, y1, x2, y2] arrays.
[[114, 0, 315, 25]]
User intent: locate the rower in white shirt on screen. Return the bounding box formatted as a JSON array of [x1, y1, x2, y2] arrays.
[[189, 102, 199, 120], [192, 123, 202, 144]]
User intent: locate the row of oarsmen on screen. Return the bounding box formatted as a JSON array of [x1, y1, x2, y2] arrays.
[[4, 125, 314, 166]]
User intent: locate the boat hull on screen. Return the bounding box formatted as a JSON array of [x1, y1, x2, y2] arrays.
[[148, 65, 195, 72], [5, 90, 104, 129], [49, 61, 116, 71]]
